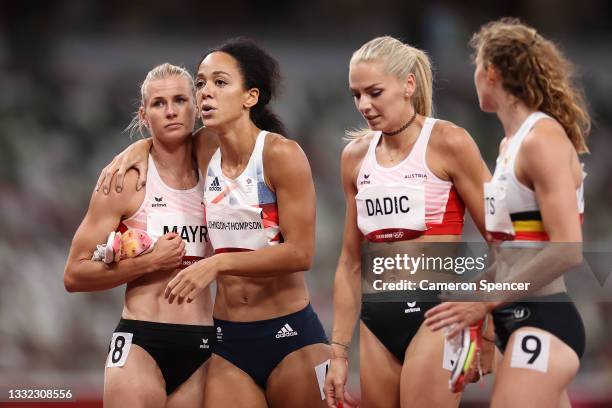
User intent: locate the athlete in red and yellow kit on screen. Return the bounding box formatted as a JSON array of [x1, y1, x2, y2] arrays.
[[425, 18, 589, 407]]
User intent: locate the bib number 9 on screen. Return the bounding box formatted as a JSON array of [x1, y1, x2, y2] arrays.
[[522, 335, 541, 364], [510, 331, 550, 372]]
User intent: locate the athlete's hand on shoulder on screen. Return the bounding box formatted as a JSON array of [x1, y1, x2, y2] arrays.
[[149, 232, 185, 272], [96, 138, 151, 195], [325, 356, 360, 408], [424, 302, 489, 338], [164, 254, 219, 304]]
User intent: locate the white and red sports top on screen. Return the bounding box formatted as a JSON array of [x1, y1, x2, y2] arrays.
[[484, 111, 585, 241], [355, 117, 465, 242], [120, 155, 212, 268], [203, 131, 282, 253]]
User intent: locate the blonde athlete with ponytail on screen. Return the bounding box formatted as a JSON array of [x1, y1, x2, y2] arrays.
[[425, 18, 589, 407], [324, 37, 491, 408], [65, 63, 214, 408]]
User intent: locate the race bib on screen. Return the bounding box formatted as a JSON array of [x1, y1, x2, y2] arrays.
[[510, 331, 550, 373], [355, 184, 426, 242], [314, 359, 330, 400], [205, 203, 268, 251], [577, 165, 586, 214], [484, 181, 515, 240], [106, 332, 133, 368], [147, 212, 208, 258], [442, 334, 461, 371]]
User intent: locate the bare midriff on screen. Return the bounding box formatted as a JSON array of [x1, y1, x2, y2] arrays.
[[122, 268, 214, 325]]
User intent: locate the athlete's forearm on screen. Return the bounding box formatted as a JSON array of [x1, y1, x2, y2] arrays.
[[64, 253, 157, 292], [215, 241, 313, 278], [485, 301, 504, 312], [127, 138, 152, 162], [469, 258, 497, 285], [496, 242, 582, 301], [330, 258, 361, 349]]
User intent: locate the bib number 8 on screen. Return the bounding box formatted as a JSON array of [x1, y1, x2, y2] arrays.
[[106, 332, 133, 368], [112, 336, 126, 363]]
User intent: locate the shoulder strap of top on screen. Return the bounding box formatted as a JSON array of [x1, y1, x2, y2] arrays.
[[252, 130, 267, 159], [251, 130, 268, 182], [207, 145, 222, 177], [509, 112, 549, 156], [145, 154, 161, 197], [413, 117, 436, 163], [364, 131, 382, 164], [139, 155, 158, 202]]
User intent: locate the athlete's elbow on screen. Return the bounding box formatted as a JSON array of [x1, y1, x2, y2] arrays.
[[293, 246, 314, 271], [554, 243, 583, 270], [63, 271, 77, 292], [566, 247, 583, 268], [63, 264, 83, 293]]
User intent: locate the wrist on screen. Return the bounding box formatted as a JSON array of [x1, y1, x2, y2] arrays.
[[331, 340, 350, 359], [141, 251, 159, 274], [121, 253, 155, 275], [484, 301, 500, 313], [214, 253, 229, 276]]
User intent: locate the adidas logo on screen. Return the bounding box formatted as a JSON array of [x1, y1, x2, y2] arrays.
[[152, 196, 167, 207], [364, 174, 370, 179], [199, 338, 210, 349], [275, 323, 298, 338], [360, 174, 371, 185], [405, 301, 421, 314], [209, 177, 222, 191]]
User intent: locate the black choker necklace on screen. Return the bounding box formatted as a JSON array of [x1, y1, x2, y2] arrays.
[[382, 110, 418, 136]]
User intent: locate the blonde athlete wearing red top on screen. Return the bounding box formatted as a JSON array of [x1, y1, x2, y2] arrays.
[[324, 37, 490, 408]]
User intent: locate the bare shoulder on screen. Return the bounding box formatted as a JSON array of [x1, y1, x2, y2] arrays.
[[430, 119, 476, 155], [520, 118, 576, 171], [518, 117, 577, 184], [92, 168, 143, 217], [261, 133, 313, 193], [263, 132, 307, 162], [342, 133, 373, 165], [523, 117, 571, 154], [340, 133, 373, 188]]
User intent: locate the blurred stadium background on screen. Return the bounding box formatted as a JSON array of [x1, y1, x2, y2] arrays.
[[1, 0, 611, 406]]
